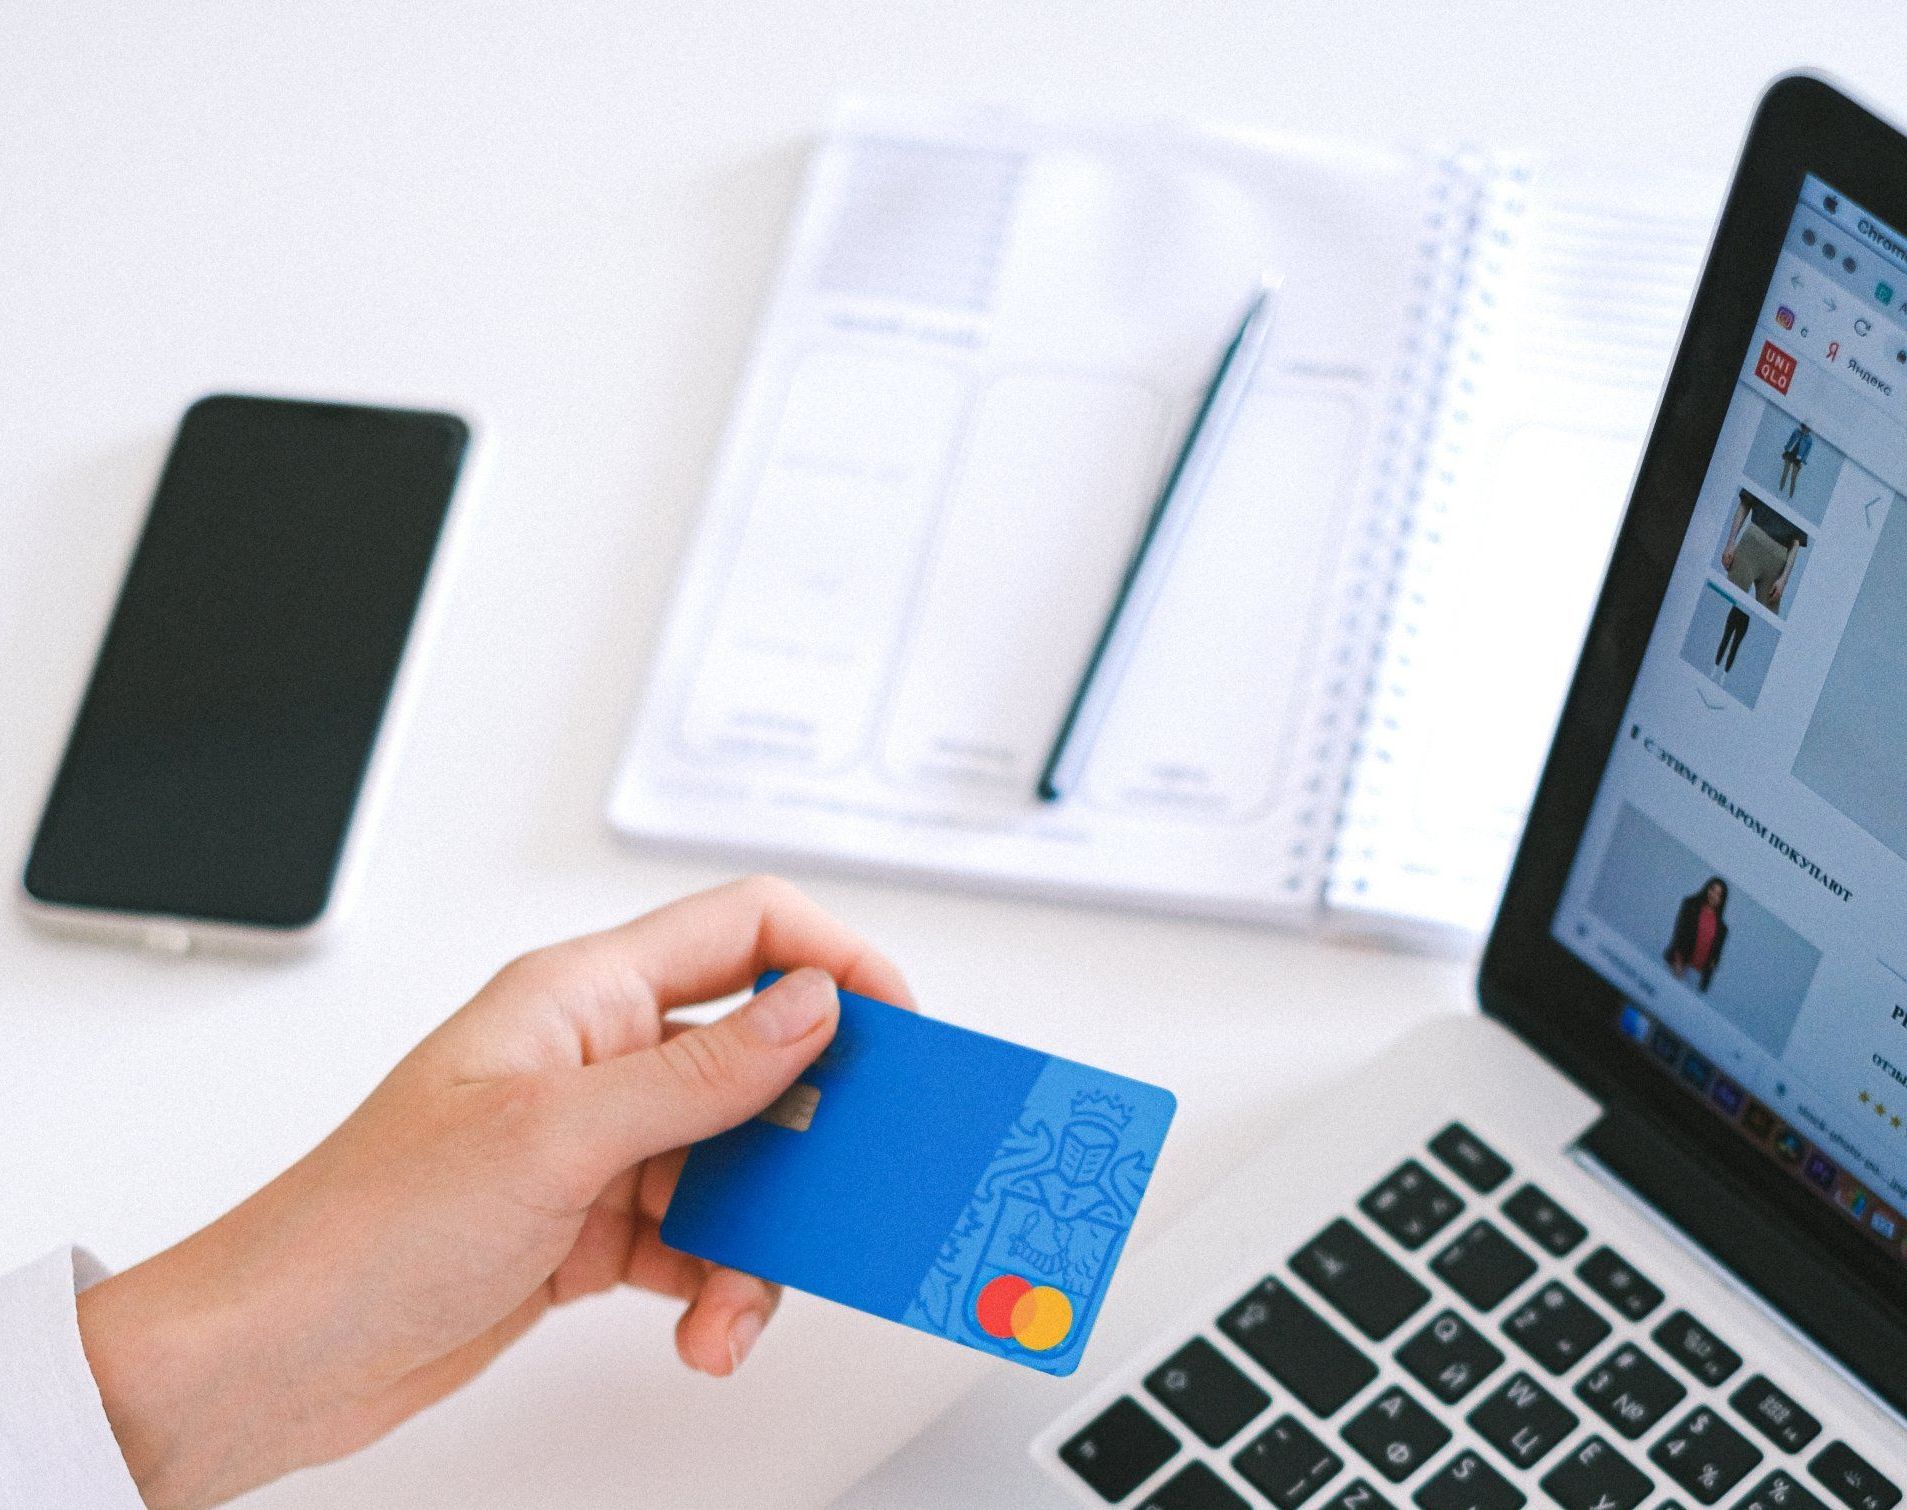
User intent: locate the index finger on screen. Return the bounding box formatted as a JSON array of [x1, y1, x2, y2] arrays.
[[584, 875, 916, 1012]]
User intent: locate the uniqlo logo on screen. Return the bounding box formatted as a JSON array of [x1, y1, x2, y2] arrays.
[[1756, 340, 1797, 393]]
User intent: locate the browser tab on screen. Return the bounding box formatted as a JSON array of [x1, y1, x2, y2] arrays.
[[1800, 172, 1907, 282]]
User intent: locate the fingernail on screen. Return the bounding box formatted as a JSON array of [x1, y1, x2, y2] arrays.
[[729, 1309, 766, 1371], [743, 968, 836, 1046]]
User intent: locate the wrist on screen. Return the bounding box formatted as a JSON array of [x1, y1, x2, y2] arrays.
[[77, 1236, 273, 1510]]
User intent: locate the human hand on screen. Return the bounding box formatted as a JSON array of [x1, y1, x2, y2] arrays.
[[1768, 577, 1785, 608], [1721, 546, 1735, 571], [75, 876, 911, 1510]]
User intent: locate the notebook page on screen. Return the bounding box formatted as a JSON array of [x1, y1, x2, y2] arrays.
[[610, 101, 1459, 920], [1326, 162, 1719, 942]]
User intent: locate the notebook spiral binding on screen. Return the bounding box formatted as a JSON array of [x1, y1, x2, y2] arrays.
[[1320, 155, 1536, 925], [1286, 149, 1504, 905]]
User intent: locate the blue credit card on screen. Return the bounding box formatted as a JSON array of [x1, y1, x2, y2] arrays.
[[660, 977, 1177, 1375]]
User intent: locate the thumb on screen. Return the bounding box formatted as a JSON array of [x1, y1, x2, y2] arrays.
[[554, 967, 839, 1188]]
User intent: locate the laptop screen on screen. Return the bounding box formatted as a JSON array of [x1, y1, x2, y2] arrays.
[[1551, 172, 1907, 1270]]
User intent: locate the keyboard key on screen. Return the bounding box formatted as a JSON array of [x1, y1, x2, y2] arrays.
[[1810, 1442, 1902, 1510], [1140, 1461, 1253, 1510], [1361, 1160, 1465, 1249], [1503, 1281, 1611, 1375], [1653, 1311, 1742, 1387], [1649, 1406, 1762, 1504], [1343, 1385, 1451, 1483], [1060, 1396, 1179, 1503], [1433, 1221, 1537, 1312], [1415, 1449, 1526, 1510], [1147, 1337, 1270, 1448], [1574, 1247, 1664, 1321], [1470, 1370, 1578, 1469], [1397, 1309, 1504, 1404], [1503, 1185, 1588, 1257], [1730, 1377, 1821, 1455], [1235, 1415, 1344, 1510], [1574, 1341, 1686, 1439], [1739, 1470, 1831, 1510], [1539, 1434, 1654, 1510], [1220, 1278, 1378, 1418], [1294, 1218, 1433, 1340], [1429, 1123, 1512, 1193], [1325, 1479, 1399, 1510]]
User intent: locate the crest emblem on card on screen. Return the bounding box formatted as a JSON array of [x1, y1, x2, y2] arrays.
[[906, 1083, 1159, 1372]]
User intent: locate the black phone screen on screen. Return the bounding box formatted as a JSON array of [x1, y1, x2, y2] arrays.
[[24, 394, 470, 930]]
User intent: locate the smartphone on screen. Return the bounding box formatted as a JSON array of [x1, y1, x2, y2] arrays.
[[22, 393, 474, 953]]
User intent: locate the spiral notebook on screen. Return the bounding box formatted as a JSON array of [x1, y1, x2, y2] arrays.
[[608, 100, 1716, 944]]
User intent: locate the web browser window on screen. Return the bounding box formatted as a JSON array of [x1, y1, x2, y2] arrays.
[[1554, 173, 1907, 1265]]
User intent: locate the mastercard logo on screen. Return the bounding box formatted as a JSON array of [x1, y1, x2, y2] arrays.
[[974, 1274, 1073, 1351]]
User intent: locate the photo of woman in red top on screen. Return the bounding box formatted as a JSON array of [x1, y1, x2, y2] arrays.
[[1665, 876, 1730, 992]]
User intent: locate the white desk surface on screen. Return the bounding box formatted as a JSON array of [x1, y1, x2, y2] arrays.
[[4, 5, 1904, 1505]]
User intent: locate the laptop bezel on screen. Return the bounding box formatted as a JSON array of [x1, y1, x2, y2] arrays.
[[1478, 71, 1907, 1409]]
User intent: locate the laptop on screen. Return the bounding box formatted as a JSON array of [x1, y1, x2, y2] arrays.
[[833, 73, 1907, 1510]]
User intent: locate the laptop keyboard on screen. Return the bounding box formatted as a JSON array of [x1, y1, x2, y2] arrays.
[[1050, 1123, 1900, 1510]]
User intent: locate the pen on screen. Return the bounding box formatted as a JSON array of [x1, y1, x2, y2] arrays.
[[1036, 277, 1281, 802]]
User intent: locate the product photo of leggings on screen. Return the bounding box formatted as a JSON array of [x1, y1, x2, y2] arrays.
[[1715, 604, 1749, 671]]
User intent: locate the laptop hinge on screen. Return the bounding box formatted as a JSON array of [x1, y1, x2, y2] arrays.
[[1580, 1107, 1907, 1421]]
